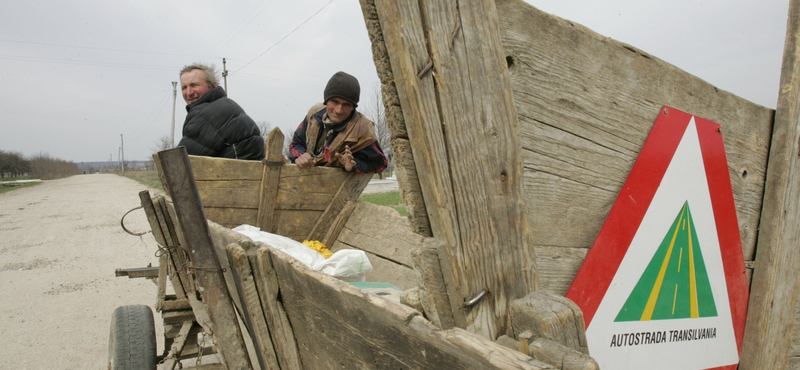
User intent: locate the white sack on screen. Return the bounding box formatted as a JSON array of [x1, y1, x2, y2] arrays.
[[232, 224, 372, 281]]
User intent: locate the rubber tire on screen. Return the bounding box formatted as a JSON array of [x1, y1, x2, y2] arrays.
[[108, 305, 157, 370]]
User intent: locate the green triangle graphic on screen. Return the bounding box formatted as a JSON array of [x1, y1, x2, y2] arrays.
[[615, 202, 717, 322]]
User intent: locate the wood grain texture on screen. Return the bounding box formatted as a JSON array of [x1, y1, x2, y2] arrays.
[[741, 0, 800, 368], [188, 155, 263, 181], [305, 173, 372, 241], [493, 0, 773, 292], [138, 191, 187, 300], [273, 191, 336, 211], [271, 210, 321, 242], [257, 128, 286, 233], [204, 207, 259, 229], [226, 243, 280, 370], [528, 339, 599, 370], [411, 240, 457, 330], [373, 1, 463, 328], [196, 186, 260, 209], [157, 148, 252, 370], [510, 291, 588, 354], [251, 246, 302, 370], [359, 0, 433, 237], [159, 197, 194, 298], [321, 200, 357, 248], [277, 166, 351, 194], [334, 201, 423, 267], [268, 245, 554, 370], [390, 137, 432, 236], [374, 0, 539, 339], [534, 246, 588, 296]]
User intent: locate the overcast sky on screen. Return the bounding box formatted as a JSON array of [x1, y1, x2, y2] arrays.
[[0, 0, 791, 163]]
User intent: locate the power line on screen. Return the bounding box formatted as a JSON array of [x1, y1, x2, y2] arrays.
[[130, 90, 172, 141], [204, 0, 277, 59], [0, 38, 214, 59], [235, 71, 320, 89], [233, 0, 336, 74], [225, 57, 327, 80], [0, 54, 176, 70]]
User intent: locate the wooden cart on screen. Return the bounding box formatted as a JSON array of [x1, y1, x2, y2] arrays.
[[109, 127, 594, 369], [106, 0, 800, 366]]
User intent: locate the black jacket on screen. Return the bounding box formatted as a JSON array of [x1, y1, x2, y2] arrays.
[[178, 87, 265, 160]]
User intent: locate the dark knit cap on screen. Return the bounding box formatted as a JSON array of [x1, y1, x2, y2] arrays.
[[324, 71, 360, 107]]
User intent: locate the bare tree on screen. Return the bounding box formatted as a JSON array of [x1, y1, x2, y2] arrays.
[[257, 121, 273, 143], [27, 152, 80, 179], [364, 82, 392, 178], [152, 135, 173, 153], [283, 127, 295, 160]]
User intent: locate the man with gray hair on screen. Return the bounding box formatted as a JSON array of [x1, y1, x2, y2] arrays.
[[177, 63, 265, 160]]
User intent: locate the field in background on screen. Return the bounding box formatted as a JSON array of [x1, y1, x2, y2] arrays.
[[121, 170, 162, 189], [357, 192, 406, 216], [0, 178, 41, 195]]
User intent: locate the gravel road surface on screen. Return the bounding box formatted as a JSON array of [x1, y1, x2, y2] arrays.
[[0, 174, 164, 369]]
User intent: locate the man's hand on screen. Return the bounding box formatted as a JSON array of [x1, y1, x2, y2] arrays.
[[295, 152, 314, 169], [335, 146, 356, 172]]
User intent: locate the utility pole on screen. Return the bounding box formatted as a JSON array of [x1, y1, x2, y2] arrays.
[[120, 134, 125, 174], [170, 81, 177, 148], [222, 58, 228, 92]]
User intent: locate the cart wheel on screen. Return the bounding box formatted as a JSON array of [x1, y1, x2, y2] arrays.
[[108, 305, 157, 370]]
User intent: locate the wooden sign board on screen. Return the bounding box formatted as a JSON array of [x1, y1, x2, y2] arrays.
[[566, 106, 749, 369]]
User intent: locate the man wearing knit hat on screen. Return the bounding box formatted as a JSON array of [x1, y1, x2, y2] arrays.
[[289, 71, 387, 173]]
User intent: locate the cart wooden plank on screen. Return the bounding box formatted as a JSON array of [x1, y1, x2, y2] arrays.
[[741, 0, 800, 367], [227, 243, 280, 370], [158, 147, 253, 370], [268, 244, 553, 370]]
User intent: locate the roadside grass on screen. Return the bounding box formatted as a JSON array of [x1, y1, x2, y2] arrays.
[[121, 170, 162, 189], [0, 180, 41, 195], [358, 191, 406, 216], [120, 170, 406, 216]]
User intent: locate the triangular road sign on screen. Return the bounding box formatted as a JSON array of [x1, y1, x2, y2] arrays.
[[615, 202, 718, 322], [565, 106, 749, 370]]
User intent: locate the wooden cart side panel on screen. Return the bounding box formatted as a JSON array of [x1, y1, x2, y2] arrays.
[[189, 156, 263, 181], [207, 221, 254, 314], [257, 128, 286, 233], [271, 210, 323, 242], [742, 0, 800, 367], [205, 207, 260, 230], [277, 165, 351, 192], [305, 173, 372, 242], [158, 148, 253, 370], [267, 246, 554, 370], [251, 246, 303, 370], [226, 243, 281, 370], [373, 0, 540, 338], [197, 185, 260, 209], [274, 191, 338, 211], [493, 0, 773, 295], [334, 201, 423, 267]]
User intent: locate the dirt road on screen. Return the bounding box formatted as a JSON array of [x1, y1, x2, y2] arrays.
[[0, 174, 163, 369]]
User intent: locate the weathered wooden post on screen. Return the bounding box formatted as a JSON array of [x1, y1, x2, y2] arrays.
[[158, 147, 253, 370], [362, 0, 538, 339], [741, 0, 800, 367], [257, 127, 285, 233]]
